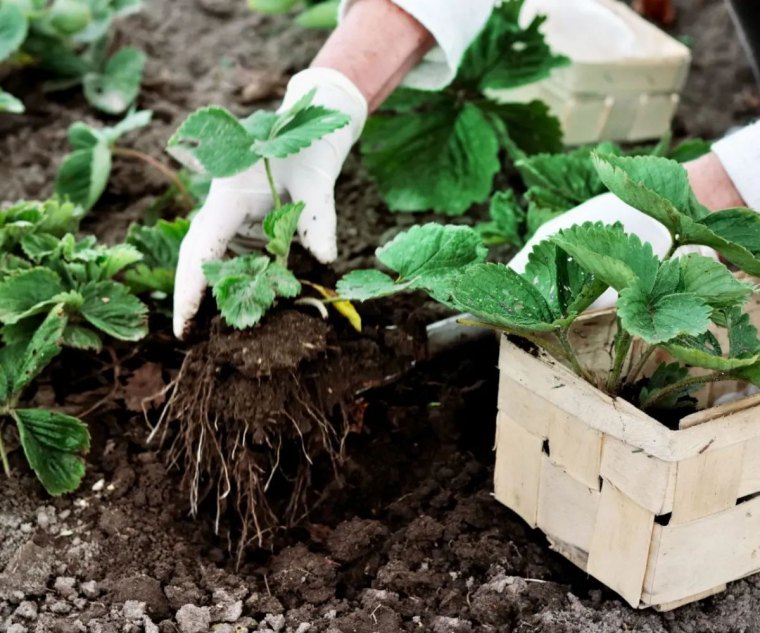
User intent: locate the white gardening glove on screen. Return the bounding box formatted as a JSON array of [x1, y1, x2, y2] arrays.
[[508, 192, 718, 311], [173, 68, 368, 338]]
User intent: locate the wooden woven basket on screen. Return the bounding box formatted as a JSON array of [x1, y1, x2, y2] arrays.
[[495, 297, 760, 610]]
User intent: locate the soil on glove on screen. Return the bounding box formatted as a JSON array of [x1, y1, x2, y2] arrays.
[[2, 0, 760, 632]]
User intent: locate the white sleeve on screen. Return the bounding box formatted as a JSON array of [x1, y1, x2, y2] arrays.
[[711, 122, 760, 211], [338, 0, 497, 91]]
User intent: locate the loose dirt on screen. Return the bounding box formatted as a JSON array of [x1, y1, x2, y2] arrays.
[[2, 0, 760, 631]]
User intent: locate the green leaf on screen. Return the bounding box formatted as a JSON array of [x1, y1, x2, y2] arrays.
[[638, 362, 699, 410], [0, 2, 28, 62], [475, 190, 525, 247], [725, 308, 760, 360], [451, 263, 557, 332], [376, 223, 488, 302], [167, 106, 260, 177], [457, 4, 569, 91], [362, 102, 500, 214], [123, 218, 189, 294], [336, 269, 406, 302], [14, 409, 90, 495], [83, 47, 145, 114], [205, 254, 301, 329], [263, 202, 304, 261], [593, 154, 710, 234], [252, 105, 350, 159], [0, 89, 24, 113], [295, 0, 338, 28], [97, 243, 143, 278], [13, 305, 67, 394], [486, 101, 564, 155], [67, 122, 103, 149], [551, 222, 660, 292], [103, 108, 152, 143], [666, 328, 760, 372], [239, 110, 277, 138], [618, 283, 711, 345], [80, 281, 148, 340], [677, 254, 754, 310], [668, 138, 712, 163], [0, 268, 65, 324], [523, 239, 606, 321], [247, 0, 299, 13], [54, 142, 112, 210], [62, 324, 102, 351]]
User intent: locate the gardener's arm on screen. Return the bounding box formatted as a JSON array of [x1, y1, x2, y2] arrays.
[[173, 0, 496, 338]]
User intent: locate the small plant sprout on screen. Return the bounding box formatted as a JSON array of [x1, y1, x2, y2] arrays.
[[0, 0, 145, 114], [55, 109, 193, 212], [339, 154, 760, 414], [167, 90, 351, 329]]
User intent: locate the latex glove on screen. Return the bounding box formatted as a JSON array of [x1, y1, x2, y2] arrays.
[[508, 192, 718, 311], [173, 68, 368, 339]]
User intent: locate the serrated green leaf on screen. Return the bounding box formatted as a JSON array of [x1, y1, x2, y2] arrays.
[[98, 243, 143, 278], [205, 254, 301, 329], [0, 268, 65, 324], [0, 2, 28, 62], [377, 224, 487, 302], [14, 305, 67, 394], [475, 190, 525, 247], [252, 105, 350, 159], [523, 239, 606, 321], [725, 308, 760, 360], [167, 106, 260, 177], [20, 233, 62, 261], [666, 328, 759, 372], [335, 269, 405, 302], [263, 201, 304, 261], [638, 362, 699, 410], [668, 138, 712, 163], [14, 408, 90, 495], [54, 142, 112, 210], [62, 324, 102, 351], [0, 89, 24, 113], [458, 4, 568, 91], [83, 47, 145, 114], [618, 283, 711, 345], [677, 254, 754, 310], [123, 218, 189, 294], [362, 103, 500, 214], [239, 110, 277, 138], [593, 154, 710, 234], [80, 281, 148, 340], [451, 263, 557, 332], [485, 101, 564, 155], [552, 222, 660, 292]]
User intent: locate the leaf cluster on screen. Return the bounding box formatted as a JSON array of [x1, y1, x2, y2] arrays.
[[360, 0, 569, 216], [339, 155, 760, 415], [0, 0, 144, 114]]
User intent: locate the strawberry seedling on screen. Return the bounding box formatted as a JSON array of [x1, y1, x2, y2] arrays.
[[360, 0, 569, 216], [340, 154, 760, 415], [0, 0, 144, 114], [167, 90, 350, 329]]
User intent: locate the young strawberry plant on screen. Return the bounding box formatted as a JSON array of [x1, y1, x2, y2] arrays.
[[475, 136, 713, 248], [55, 109, 193, 211], [360, 0, 569, 216], [248, 0, 339, 29], [166, 90, 350, 328], [0, 305, 90, 495], [0, 0, 144, 114], [339, 154, 760, 415]]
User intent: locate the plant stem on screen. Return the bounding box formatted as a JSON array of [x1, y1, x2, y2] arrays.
[[264, 158, 282, 209], [663, 240, 678, 260], [0, 423, 10, 478], [607, 328, 633, 393], [456, 319, 570, 367], [640, 371, 727, 410], [627, 344, 656, 385], [558, 329, 594, 383], [112, 147, 193, 210]]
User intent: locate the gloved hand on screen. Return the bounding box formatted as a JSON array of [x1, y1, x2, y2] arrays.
[[508, 192, 717, 311], [173, 68, 369, 339]]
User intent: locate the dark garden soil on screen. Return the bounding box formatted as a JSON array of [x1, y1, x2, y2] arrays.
[[2, 0, 760, 632]]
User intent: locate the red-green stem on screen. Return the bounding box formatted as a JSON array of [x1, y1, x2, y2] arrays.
[[607, 329, 633, 393], [0, 422, 10, 478], [640, 371, 727, 410], [558, 329, 594, 384], [112, 147, 193, 210]]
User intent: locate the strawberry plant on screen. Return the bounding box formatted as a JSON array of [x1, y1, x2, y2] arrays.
[[360, 0, 569, 216], [248, 0, 339, 29], [55, 109, 193, 211], [167, 90, 350, 328], [339, 154, 760, 415], [475, 136, 713, 248], [0, 0, 144, 114]]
